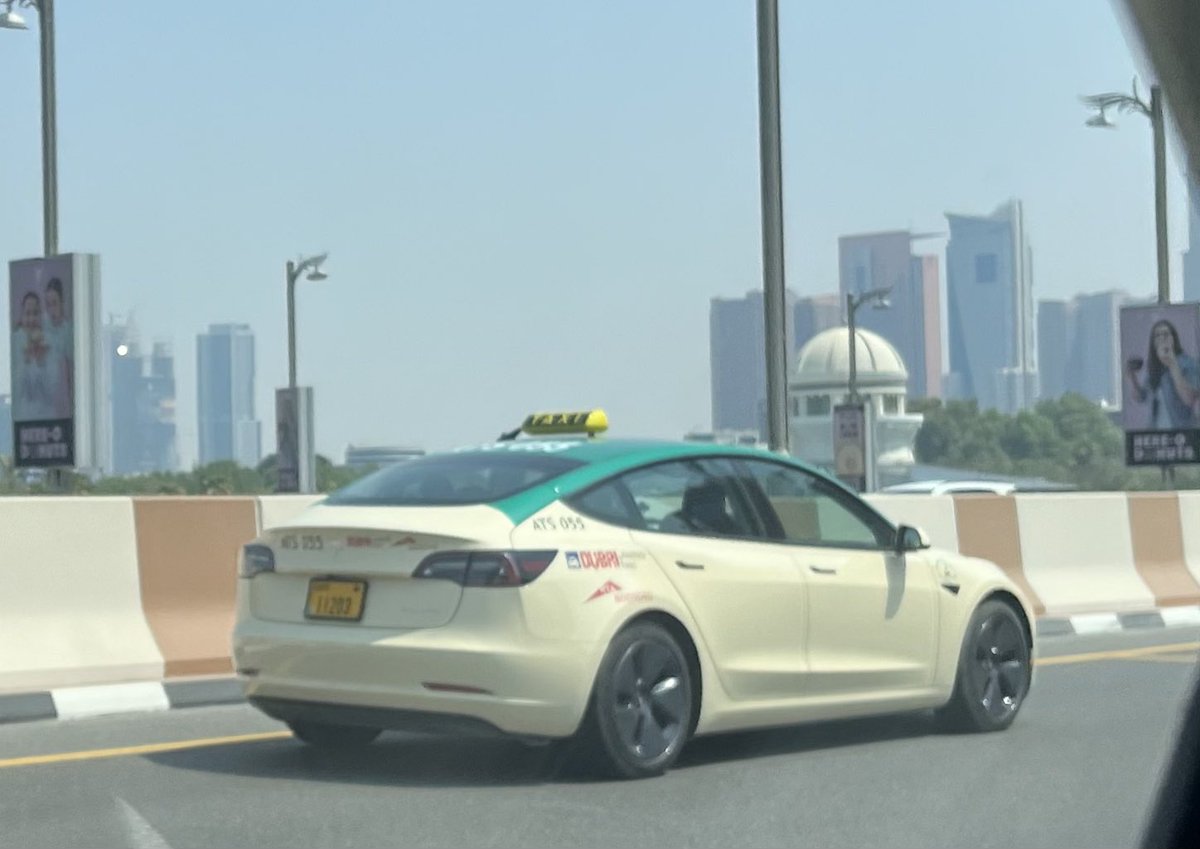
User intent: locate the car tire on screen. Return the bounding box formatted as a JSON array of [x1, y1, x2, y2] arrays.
[[288, 721, 382, 748], [937, 599, 1032, 733], [573, 622, 696, 780]]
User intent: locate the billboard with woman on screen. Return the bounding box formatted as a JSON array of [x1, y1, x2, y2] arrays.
[[8, 254, 103, 471], [1121, 302, 1200, 465]]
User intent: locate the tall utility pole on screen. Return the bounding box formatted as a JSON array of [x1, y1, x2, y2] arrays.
[[2, 0, 59, 255], [1151, 85, 1168, 304], [755, 0, 789, 453], [1082, 79, 1174, 487], [1082, 79, 1169, 304], [38, 0, 56, 257]]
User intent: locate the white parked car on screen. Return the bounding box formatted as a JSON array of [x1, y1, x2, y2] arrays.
[[881, 480, 1018, 496]]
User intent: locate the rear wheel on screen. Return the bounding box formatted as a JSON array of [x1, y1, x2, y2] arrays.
[[574, 622, 695, 779], [288, 721, 381, 748], [937, 600, 1031, 732]]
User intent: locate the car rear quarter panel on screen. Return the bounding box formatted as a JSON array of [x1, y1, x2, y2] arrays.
[[511, 503, 725, 721]]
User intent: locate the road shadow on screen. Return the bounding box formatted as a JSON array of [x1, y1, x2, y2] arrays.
[[148, 709, 938, 788], [146, 732, 559, 788], [677, 711, 936, 770]]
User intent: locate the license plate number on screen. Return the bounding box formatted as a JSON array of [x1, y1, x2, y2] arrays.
[[305, 579, 367, 621]]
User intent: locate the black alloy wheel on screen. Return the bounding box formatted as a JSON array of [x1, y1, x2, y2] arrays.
[[938, 599, 1031, 733], [576, 622, 695, 779]]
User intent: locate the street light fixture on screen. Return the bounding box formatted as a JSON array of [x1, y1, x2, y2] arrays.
[[286, 252, 329, 388], [1, 4, 27, 28], [1081, 78, 1169, 304], [2, 0, 57, 257]]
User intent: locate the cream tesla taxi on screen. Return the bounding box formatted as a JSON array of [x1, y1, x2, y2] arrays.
[[234, 411, 1035, 778]]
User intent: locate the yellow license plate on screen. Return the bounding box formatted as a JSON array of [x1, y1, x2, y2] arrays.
[[305, 579, 367, 621]]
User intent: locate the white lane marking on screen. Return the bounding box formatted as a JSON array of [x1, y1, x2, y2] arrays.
[[51, 683, 170, 720], [116, 797, 172, 849], [1068, 612, 1122, 635], [1161, 606, 1200, 627]]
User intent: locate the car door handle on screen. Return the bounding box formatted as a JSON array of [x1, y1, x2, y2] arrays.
[[809, 565, 838, 575], [675, 561, 706, 571]]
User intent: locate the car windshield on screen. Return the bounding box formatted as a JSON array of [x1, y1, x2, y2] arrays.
[[323, 451, 582, 506]]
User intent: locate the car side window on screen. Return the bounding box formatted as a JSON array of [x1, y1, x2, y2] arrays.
[[741, 459, 894, 549], [568, 480, 646, 529], [618, 459, 758, 539]]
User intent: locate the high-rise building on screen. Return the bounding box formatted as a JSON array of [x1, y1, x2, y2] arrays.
[[0, 393, 11, 458], [145, 342, 179, 472], [1037, 300, 1075, 401], [945, 200, 1038, 412], [105, 316, 179, 475], [1038, 291, 1128, 406], [838, 230, 942, 399], [793, 294, 842, 352], [1066, 291, 1126, 406], [710, 290, 796, 433], [197, 323, 261, 468], [1185, 181, 1200, 303]]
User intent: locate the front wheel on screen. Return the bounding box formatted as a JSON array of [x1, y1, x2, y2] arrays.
[[288, 720, 381, 748], [574, 623, 696, 779], [937, 600, 1031, 733]]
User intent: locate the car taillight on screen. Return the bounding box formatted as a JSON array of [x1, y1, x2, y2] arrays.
[[239, 544, 276, 578], [413, 550, 556, 587]]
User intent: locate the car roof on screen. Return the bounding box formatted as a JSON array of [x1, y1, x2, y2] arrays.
[[450, 437, 787, 464]]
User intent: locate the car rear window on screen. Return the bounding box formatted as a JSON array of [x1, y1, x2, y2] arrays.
[[324, 451, 584, 506]]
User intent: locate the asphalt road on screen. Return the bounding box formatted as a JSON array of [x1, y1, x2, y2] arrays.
[[1, 629, 1197, 849]]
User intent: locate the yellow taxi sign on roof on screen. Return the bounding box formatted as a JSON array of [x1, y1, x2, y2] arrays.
[[522, 409, 608, 437]]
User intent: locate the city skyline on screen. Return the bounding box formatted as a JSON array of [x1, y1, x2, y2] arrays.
[[0, 1, 1192, 458], [838, 230, 942, 400], [104, 315, 179, 476]]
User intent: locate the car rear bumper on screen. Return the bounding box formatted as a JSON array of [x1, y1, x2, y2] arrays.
[[249, 696, 528, 740], [233, 621, 596, 739]]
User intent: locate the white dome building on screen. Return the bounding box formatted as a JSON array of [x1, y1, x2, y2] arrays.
[[788, 327, 923, 487]]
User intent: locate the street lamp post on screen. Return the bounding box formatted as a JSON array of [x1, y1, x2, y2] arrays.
[[1083, 80, 1176, 489], [286, 254, 329, 389], [2, 0, 58, 257], [280, 253, 328, 494], [755, 0, 790, 454], [1082, 79, 1169, 304], [843, 287, 890, 492], [846, 287, 892, 402]]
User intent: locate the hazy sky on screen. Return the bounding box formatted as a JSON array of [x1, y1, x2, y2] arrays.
[[0, 1, 1192, 465]]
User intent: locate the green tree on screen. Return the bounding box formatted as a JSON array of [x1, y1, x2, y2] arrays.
[[912, 393, 1197, 491]]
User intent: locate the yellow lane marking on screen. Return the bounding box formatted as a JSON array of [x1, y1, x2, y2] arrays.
[[1037, 641, 1200, 667], [1131, 654, 1200, 664], [0, 730, 292, 770]]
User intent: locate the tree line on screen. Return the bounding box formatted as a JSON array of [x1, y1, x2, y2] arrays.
[[909, 394, 1199, 491], [2, 394, 1196, 494], [0, 453, 372, 496]]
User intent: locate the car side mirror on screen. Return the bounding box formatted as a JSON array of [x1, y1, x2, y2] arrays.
[[895, 524, 931, 553]]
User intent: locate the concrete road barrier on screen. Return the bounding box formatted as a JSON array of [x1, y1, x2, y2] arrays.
[[0, 498, 164, 694], [1016, 494, 1155, 615], [865, 494, 959, 551], [133, 498, 258, 678], [1, 490, 1199, 702]]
